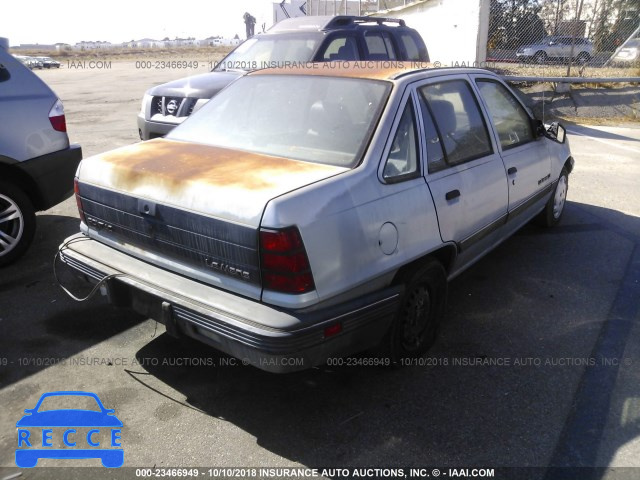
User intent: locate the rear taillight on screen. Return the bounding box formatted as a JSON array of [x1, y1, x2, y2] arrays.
[[74, 178, 86, 223], [49, 99, 67, 132], [260, 227, 315, 294]]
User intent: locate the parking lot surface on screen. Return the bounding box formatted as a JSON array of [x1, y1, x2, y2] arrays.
[[0, 63, 639, 479]]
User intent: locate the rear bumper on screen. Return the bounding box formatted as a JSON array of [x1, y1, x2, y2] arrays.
[[58, 234, 401, 373], [17, 144, 82, 210]]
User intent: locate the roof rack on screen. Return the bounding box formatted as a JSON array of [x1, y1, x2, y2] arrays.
[[323, 16, 407, 30]]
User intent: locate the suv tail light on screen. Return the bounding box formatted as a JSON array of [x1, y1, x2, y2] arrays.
[[260, 227, 315, 294], [74, 178, 86, 223], [49, 99, 67, 132]]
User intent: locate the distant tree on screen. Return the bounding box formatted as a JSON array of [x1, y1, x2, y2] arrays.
[[489, 0, 548, 49]]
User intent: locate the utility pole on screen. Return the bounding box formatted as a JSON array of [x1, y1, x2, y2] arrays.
[[566, 0, 585, 77]]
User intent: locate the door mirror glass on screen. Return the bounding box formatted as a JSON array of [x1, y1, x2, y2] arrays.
[[545, 122, 566, 144]]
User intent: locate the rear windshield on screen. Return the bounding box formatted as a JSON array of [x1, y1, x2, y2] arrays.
[[168, 74, 391, 168]]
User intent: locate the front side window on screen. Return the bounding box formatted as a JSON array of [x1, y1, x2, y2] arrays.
[[168, 75, 390, 168], [419, 80, 493, 167], [476, 80, 534, 150], [383, 99, 419, 181]]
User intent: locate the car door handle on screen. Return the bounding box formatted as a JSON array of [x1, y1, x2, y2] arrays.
[[445, 189, 460, 201], [507, 167, 518, 175]]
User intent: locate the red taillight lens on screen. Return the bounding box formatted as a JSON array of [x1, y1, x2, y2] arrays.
[[263, 272, 315, 294], [261, 252, 309, 273], [260, 227, 315, 294], [260, 229, 303, 252], [49, 99, 67, 132], [74, 178, 86, 223]]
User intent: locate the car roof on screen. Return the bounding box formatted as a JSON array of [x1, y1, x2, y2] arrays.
[[267, 15, 408, 34], [249, 62, 500, 83]]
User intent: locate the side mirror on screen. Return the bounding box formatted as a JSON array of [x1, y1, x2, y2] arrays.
[[545, 122, 566, 144]]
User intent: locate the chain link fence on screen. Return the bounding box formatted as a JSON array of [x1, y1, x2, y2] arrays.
[[487, 0, 639, 76], [306, 0, 639, 77]]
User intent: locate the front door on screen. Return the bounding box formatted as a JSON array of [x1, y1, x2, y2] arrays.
[[471, 76, 552, 215], [416, 76, 509, 251]]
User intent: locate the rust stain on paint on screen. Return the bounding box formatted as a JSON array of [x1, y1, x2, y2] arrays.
[[85, 139, 344, 194]]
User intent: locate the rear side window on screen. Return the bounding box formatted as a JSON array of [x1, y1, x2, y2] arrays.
[[364, 31, 396, 60], [399, 33, 421, 61], [418, 96, 447, 174], [0, 64, 9, 82], [419, 80, 493, 167], [320, 36, 359, 61], [383, 99, 419, 181]]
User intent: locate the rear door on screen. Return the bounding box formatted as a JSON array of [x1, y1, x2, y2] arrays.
[[471, 75, 552, 214], [416, 75, 509, 251], [316, 32, 361, 61]]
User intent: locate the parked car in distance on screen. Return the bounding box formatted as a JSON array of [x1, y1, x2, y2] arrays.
[[13, 55, 44, 69], [137, 15, 429, 140], [516, 35, 593, 64], [613, 38, 640, 64], [0, 39, 82, 266], [35, 56, 62, 68], [60, 64, 573, 372]]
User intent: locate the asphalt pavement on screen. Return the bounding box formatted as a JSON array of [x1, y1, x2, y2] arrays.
[[0, 64, 638, 480]]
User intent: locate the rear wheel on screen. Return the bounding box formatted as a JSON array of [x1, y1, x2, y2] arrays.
[[0, 181, 36, 267], [537, 168, 569, 227], [384, 259, 447, 363]]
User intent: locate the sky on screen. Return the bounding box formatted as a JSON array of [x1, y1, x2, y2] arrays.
[[2, 0, 279, 46]]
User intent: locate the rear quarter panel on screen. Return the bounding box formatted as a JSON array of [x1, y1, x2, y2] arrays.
[[0, 52, 69, 161]]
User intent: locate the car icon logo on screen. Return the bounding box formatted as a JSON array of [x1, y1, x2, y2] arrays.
[[15, 391, 123, 468], [166, 99, 179, 115]]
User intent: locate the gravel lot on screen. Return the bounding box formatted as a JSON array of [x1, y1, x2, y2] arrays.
[[0, 62, 639, 480]]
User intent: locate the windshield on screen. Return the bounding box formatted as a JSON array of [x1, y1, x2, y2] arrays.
[[213, 33, 323, 72], [168, 74, 391, 168], [37, 395, 101, 412]]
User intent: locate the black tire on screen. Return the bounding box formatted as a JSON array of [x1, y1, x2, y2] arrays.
[[534, 51, 548, 64], [576, 52, 591, 64], [384, 259, 447, 364], [536, 168, 569, 227], [0, 180, 36, 267]]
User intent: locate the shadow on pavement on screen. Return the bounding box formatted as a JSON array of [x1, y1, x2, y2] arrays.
[[127, 202, 640, 471], [0, 215, 146, 388]]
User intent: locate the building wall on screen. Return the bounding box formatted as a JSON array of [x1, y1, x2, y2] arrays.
[[372, 0, 489, 65]]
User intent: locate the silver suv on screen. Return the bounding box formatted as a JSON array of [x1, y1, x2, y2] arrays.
[[60, 65, 572, 372], [516, 35, 593, 64], [137, 15, 428, 140], [0, 38, 82, 266]]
